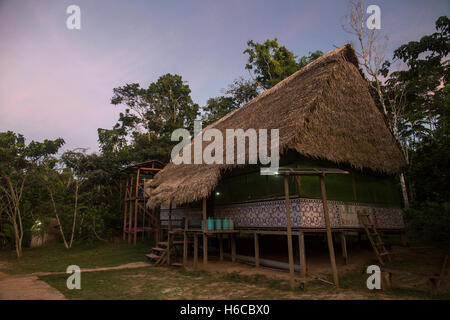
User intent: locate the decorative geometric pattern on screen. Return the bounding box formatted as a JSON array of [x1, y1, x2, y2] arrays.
[[160, 197, 405, 230]]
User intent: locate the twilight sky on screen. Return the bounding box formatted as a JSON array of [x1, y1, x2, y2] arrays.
[[0, 0, 449, 152]]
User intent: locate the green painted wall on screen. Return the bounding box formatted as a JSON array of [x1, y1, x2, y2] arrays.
[[214, 152, 402, 206]]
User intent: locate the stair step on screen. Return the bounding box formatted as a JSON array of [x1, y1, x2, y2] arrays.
[[157, 241, 184, 247], [379, 252, 390, 256], [171, 263, 183, 267], [146, 253, 160, 260], [152, 247, 166, 252]]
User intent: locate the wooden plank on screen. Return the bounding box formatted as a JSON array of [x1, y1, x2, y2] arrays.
[[254, 233, 260, 268], [133, 168, 141, 245], [193, 234, 198, 269], [320, 174, 339, 288], [219, 234, 224, 262], [299, 231, 306, 278], [283, 176, 296, 290], [340, 232, 348, 265], [231, 234, 236, 262], [202, 198, 208, 266]]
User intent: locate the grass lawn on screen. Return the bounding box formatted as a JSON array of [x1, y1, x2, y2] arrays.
[[0, 240, 153, 274]]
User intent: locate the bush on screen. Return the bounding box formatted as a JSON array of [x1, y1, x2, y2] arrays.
[[404, 201, 450, 245]]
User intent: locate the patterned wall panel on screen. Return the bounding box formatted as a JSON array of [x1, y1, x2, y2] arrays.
[[160, 197, 404, 230]]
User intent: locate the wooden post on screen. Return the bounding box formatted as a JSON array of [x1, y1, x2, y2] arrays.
[[183, 212, 189, 267], [283, 175, 296, 290], [193, 234, 198, 268], [340, 232, 348, 265], [202, 198, 208, 266], [254, 233, 260, 268], [231, 234, 236, 262], [299, 231, 306, 278], [219, 234, 224, 262], [122, 179, 129, 240], [320, 174, 339, 288], [133, 168, 141, 245], [127, 177, 134, 244], [168, 202, 172, 266]]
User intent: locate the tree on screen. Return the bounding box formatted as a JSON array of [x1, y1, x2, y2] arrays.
[[202, 96, 235, 126], [109, 74, 199, 161], [0, 131, 64, 257], [244, 39, 299, 89], [298, 50, 324, 69]]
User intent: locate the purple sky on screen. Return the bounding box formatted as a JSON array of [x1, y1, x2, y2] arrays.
[[1, 0, 449, 152]]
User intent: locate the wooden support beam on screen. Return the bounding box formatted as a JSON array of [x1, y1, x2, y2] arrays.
[[283, 176, 296, 290], [193, 234, 198, 269], [254, 233, 260, 268], [320, 174, 339, 288], [123, 179, 129, 240], [127, 177, 134, 244], [183, 213, 189, 267], [231, 234, 236, 262], [340, 232, 348, 265], [168, 202, 172, 266], [299, 231, 306, 278], [133, 168, 141, 245], [202, 198, 208, 266], [219, 234, 224, 262]]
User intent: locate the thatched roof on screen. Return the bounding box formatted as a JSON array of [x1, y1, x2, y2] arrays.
[[147, 44, 406, 208]]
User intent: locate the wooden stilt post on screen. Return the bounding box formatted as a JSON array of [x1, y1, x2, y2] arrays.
[[133, 168, 141, 245], [254, 233, 260, 268], [202, 198, 208, 266], [123, 179, 129, 240], [219, 234, 224, 262], [231, 234, 236, 262], [299, 231, 306, 278], [127, 177, 134, 244], [168, 202, 172, 266], [193, 234, 198, 268], [340, 232, 348, 265], [183, 212, 189, 267], [320, 174, 339, 288], [283, 175, 295, 290]]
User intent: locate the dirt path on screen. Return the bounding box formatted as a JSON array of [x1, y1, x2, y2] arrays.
[[0, 271, 66, 300], [0, 261, 150, 300]]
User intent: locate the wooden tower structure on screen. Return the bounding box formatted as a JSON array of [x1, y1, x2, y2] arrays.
[[122, 160, 164, 245]]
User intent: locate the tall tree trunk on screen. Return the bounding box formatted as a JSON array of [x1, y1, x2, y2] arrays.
[[400, 173, 409, 208], [69, 181, 79, 248], [48, 188, 69, 249]]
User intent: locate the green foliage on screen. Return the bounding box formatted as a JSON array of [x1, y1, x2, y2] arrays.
[[244, 38, 299, 89], [298, 50, 324, 69], [404, 202, 450, 244]]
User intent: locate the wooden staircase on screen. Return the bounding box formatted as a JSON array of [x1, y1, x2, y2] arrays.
[[145, 240, 185, 266], [358, 211, 391, 265]]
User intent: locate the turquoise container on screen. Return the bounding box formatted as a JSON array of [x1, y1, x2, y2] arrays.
[[201, 221, 204, 230], [222, 218, 230, 230], [215, 218, 222, 230], [229, 219, 234, 230], [207, 217, 215, 231]]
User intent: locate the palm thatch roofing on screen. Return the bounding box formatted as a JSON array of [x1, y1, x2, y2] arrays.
[[146, 44, 406, 208]]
